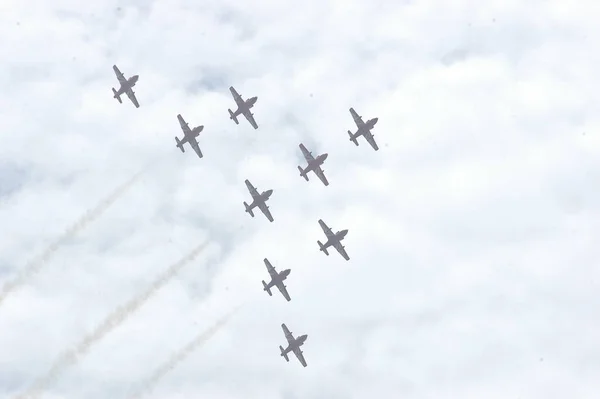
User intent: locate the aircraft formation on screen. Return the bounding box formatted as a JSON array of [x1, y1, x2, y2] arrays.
[[112, 64, 380, 368]]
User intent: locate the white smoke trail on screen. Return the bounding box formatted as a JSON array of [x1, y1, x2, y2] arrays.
[[129, 304, 244, 399], [14, 241, 212, 399], [0, 170, 144, 307]]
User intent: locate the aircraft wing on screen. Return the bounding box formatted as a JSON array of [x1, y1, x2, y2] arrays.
[[177, 114, 191, 134], [229, 86, 244, 106], [299, 143, 314, 162], [313, 166, 329, 186], [258, 201, 274, 222], [363, 129, 379, 151], [318, 219, 334, 238], [281, 323, 294, 344], [189, 137, 203, 158], [293, 346, 307, 367], [126, 88, 140, 108], [349, 107, 364, 127], [243, 109, 258, 129], [112, 65, 127, 84], [333, 240, 350, 261], [244, 179, 259, 198], [264, 258, 277, 278], [275, 280, 291, 302]]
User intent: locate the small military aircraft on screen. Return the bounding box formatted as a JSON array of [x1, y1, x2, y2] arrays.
[[297, 143, 329, 186], [243, 179, 274, 222], [317, 219, 349, 261], [111, 65, 140, 108], [228, 86, 258, 129], [261, 258, 291, 301], [347, 107, 379, 150], [174, 114, 204, 158], [279, 323, 308, 367]]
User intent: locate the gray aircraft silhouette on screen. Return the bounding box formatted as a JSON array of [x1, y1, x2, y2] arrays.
[[228, 86, 258, 129], [111, 65, 139, 108], [279, 323, 308, 367], [317, 219, 349, 260], [297, 143, 329, 186], [243, 179, 274, 222], [262, 258, 291, 301], [348, 107, 379, 150], [174, 114, 204, 158]]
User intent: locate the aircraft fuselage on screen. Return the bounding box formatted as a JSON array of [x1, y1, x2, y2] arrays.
[[282, 334, 308, 354], [185, 125, 203, 138], [232, 96, 258, 117], [306, 153, 328, 171], [248, 189, 273, 209], [323, 229, 348, 247], [279, 269, 291, 280], [116, 75, 139, 95], [266, 269, 290, 288], [355, 118, 378, 135]]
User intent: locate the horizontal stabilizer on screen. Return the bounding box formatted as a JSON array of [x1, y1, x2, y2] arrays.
[[112, 88, 122, 103], [262, 281, 272, 296], [280, 346, 289, 362], [244, 201, 254, 217], [348, 130, 358, 146], [175, 137, 185, 153], [298, 166, 309, 181], [228, 109, 239, 124], [317, 240, 329, 255]]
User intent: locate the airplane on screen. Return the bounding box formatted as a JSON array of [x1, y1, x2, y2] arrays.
[[243, 179, 274, 222], [297, 143, 329, 186], [279, 323, 308, 367], [111, 65, 140, 108], [228, 86, 258, 129], [174, 114, 204, 158], [261, 258, 291, 301], [317, 219, 349, 261], [347, 107, 379, 150]]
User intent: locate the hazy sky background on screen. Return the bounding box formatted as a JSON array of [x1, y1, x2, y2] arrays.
[[1, 0, 599, 398]]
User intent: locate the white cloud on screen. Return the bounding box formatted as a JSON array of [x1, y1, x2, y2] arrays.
[[1, 0, 599, 398]]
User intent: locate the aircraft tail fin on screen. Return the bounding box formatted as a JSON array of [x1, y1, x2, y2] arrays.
[[175, 137, 185, 153], [228, 109, 239, 124], [348, 130, 359, 146], [262, 281, 272, 296], [244, 201, 254, 217], [112, 88, 122, 103], [280, 346, 289, 362], [317, 240, 329, 255], [298, 166, 309, 181]]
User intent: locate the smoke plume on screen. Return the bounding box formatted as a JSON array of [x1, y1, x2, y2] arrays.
[[0, 171, 144, 307], [15, 241, 212, 399], [129, 304, 244, 399]]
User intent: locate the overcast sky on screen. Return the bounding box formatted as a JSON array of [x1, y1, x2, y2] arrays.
[[1, 0, 599, 398]]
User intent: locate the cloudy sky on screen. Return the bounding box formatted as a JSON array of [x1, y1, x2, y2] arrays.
[[1, 0, 599, 398]]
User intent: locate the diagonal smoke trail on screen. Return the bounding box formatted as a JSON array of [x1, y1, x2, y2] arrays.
[[15, 241, 212, 399], [130, 304, 244, 399], [0, 170, 144, 307]]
